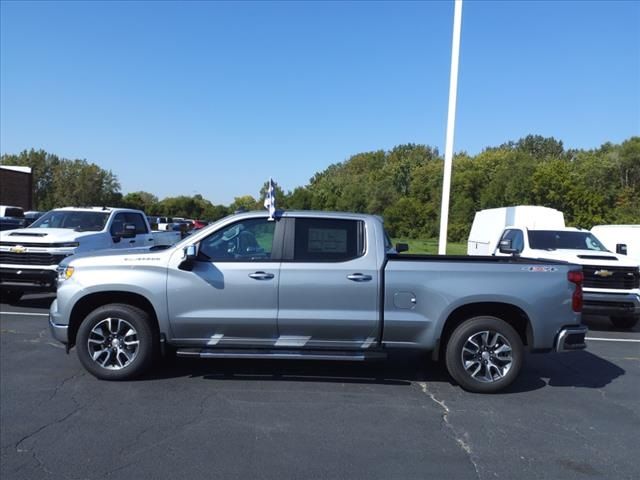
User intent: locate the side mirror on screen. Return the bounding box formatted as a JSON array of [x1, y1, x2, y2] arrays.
[[616, 243, 628, 255], [178, 244, 198, 271], [121, 223, 137, 239], [395, 243, 409, 253], [498, 239, 519, 255]]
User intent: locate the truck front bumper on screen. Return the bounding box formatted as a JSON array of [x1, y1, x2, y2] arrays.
[[0, 267, 57, 292], [582, 291, 640, 317], [555, 326, 588, 352], [49, 299, 68, 344]]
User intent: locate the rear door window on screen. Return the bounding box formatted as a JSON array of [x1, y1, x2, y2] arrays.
[[125, 213, 149, 234], [293, 218, 364, 262]]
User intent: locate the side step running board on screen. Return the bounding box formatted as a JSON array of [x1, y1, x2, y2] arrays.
[[176, 348, 387, 361]]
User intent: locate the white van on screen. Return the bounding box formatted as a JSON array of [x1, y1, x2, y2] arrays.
[[467, 206, 565, 255], [468, 206, 640, 329], [591, 225, 640, 265]]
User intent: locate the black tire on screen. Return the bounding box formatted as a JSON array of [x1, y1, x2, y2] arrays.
[[0, 289, 23, 305], [610, 316, 639, 330], [445, 316, 524, 393], [76, 303, 157, 380]]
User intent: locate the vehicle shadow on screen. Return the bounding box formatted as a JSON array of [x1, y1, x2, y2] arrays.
[[10, 293, 56, 309], [141, 349, 625, 394], [505, 350, 625, 393], [583, 314, 640, 333]]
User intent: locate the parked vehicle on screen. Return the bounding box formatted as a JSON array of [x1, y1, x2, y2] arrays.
[[591, 225, 640, 265], [0, 205, 26, 232], [147, 216, 174, 231], [468, 206, 640, 330], [192, 219, 209, 229], [0, 205, 25, 218], [24, 211, 45, 226], [0, 207, 181, 303], [49, 210, 586, 393], [0, 217, 25, 231]]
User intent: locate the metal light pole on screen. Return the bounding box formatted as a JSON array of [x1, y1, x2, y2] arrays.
[[438, 0, 463, 255]]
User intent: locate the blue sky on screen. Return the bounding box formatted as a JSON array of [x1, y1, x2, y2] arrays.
[[1, 0, 639, 205]]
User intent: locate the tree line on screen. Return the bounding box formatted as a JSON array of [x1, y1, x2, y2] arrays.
[[2, 135, 638, 241]]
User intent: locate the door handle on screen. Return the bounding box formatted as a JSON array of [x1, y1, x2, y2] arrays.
[[248, 271, 275, 280], [347, 273, 372, 282], [129, 240, 136, 244]]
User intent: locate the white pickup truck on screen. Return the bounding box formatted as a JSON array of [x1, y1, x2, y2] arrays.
[[468, 206, 640, 329], [0, 207, 181, 303]]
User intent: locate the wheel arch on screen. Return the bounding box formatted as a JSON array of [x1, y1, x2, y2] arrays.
[[434, 302, 533, 361], [67, 291, 160, 350]]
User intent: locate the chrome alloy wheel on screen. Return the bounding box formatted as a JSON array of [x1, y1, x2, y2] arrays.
[[87, 318, 140, 370], [461, 330, 513, 383]]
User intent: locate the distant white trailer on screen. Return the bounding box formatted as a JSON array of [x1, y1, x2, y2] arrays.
[[591, 225, 640, 265], [467, 206, 565, 256]]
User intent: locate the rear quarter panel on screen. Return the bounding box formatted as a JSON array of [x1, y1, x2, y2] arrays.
[[383, 259, 581, 351]]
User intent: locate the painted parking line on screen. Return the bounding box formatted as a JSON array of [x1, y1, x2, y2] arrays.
[[0, 312, 49, 317], [586, 337, 640, 343]]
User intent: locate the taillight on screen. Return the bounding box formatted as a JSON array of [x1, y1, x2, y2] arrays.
[[568, 269, 583, 312], [568, 271, 584, 285]]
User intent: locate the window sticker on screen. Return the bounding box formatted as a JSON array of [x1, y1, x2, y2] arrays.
[[308, 228, 347, 253]]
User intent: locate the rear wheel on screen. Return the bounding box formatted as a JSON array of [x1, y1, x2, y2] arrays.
[[76, 303, 156, 380], [610, 316, 639, 330], [445, 316, 524, 393]]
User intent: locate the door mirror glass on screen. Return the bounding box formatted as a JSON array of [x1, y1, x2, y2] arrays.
[[395, 243, 409, 253], [121, 223, 137, 239], [499, 239, 518, 254], [185, 244, 197, 259], [179, 244, 198, 271], [616, 243, 628, 255]]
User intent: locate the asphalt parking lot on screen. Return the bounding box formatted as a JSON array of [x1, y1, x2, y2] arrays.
[[1, 295, 639, 480]]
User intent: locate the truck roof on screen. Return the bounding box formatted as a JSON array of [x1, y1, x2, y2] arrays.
[[230, 210, 382, 222], [53, 207, 142, 214]]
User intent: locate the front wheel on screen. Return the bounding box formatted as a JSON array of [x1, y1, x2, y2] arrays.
[[76, 303, 156, 380], [610, 316, 639, 330], [445, 316, 524, 393]]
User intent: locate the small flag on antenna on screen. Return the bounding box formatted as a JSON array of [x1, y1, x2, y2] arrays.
[[264, 178, 276, 221]]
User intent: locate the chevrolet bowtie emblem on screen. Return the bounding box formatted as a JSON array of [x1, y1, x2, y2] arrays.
[[9, 245, 27, 254], [594, 269, 614, 278]]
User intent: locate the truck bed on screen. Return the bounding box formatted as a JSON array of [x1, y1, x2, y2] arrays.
[[387, 254, 570, 265]]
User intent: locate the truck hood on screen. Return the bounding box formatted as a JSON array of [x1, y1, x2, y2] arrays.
[[63, 247, 170, 267], [530, 249, 639, 267], [0, 227, 102, 244]]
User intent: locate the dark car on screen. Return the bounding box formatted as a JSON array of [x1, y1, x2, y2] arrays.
[[0, 217, 26, 231]]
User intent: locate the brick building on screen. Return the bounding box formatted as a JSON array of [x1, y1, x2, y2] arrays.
[[0, 166, 33, 210]]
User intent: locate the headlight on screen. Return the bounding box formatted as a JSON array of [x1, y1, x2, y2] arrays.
[[57, 265, 75, 281], [56, 242, 80, 248]]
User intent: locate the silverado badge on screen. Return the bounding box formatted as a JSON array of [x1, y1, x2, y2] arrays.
[[9, 245, 27, 254], [594, 269, 614, 278]]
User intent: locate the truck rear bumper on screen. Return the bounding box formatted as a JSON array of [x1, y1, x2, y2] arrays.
[[0, 267, 57, 292], [555, 326, 588, 352], [49, 300, 68, 344], [583, 291, 640, 316]]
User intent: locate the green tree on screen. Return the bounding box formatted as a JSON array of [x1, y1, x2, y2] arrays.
[[121, 191, 159, 213]]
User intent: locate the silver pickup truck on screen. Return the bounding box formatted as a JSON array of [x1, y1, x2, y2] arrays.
[[49, 211, 587, 393]]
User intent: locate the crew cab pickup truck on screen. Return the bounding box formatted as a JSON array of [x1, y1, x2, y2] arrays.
[[49, 211, 587, 393], [0, 207, 181, 303]]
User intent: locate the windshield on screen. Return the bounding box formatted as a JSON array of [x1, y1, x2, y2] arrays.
[[528, 230, 608, 251], [30, 211, 110, 232]]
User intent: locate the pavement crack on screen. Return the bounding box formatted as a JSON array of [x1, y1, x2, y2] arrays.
[[46, 370, 85, 404], [418, 382, 481, 479]]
